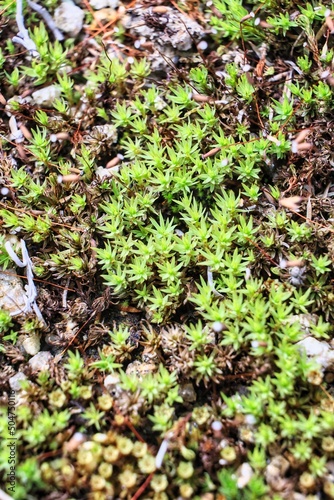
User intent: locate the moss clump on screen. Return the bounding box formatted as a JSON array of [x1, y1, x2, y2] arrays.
[[0, 0, 334, 498]]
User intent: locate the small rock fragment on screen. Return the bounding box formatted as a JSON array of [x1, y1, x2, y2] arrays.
[[126, 360, 157, 378], [236, 462, 253, 488], [297, 337, 334, 370], [89, 0, 119, 8], [32, 85, 62, 107], [21, 333, 41, 356], [122, 6, 204, 72], [0, 270, 26, 316], [104, 374, 119, 387], [54, 2, 84, 36], [265, 455, 290, 491], [9, 372, 27, 391], [28, 351, 52, 372], [211, 420, 223, 432]]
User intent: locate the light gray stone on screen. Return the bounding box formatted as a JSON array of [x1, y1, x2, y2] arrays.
[[21, 332, 41, 356], [54, 2, 84, 36], [297, 336, 334, 369], [0, 270, 26, 316], [9, 372, 27, 391], [32, 85, 61, 107], [89, 0, 119, 9], [28, 351, 52, 372]]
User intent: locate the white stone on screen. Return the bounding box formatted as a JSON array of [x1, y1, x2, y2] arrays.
[[89, 0, 119, 9], [265, 455, 290, 491], [9, 372, 27, 391], [297, 336, 334, 369], [236, 462, 253, 488], [21, 332, 41, 355], [54, 2, 84, 36], [28, 351, 52, 372], [32, 85, 61, 107], [0, 269, 26, 316], [104, 373, 120, 390], [123, 6, 204, 61]]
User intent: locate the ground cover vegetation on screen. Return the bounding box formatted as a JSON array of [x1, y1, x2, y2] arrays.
[[0, 0, 334, 498]]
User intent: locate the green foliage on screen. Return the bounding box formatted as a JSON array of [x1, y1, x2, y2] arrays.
[[90, 352, 122, 372], [0, 309, 12, 333], [20, 23, 70, 85], [236, 74, 255, 103], [82, 403, 105, 430], [64, 350, 85, 380], [211, 0, 262, 42]]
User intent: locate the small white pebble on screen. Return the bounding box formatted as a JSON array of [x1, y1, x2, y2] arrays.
[[1, 187, 9, 196], [221, 158, 229, 167], [251, 341, 259, 349], [28, 351, 52, 372], [104, 374, 120, 390], [9, 372, 27, 391], [127, 56, 134, 64], [50, 134, 58, 143], [325, 9, 331, 17], [134, 40, 141, 49], [254, 17, 261, 26], [237, 462, 253, 488]]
